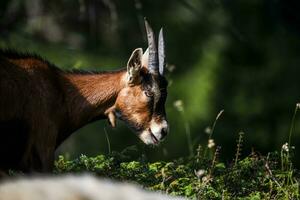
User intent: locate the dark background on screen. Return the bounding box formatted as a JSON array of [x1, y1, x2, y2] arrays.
[[1, 0, 300, 164]]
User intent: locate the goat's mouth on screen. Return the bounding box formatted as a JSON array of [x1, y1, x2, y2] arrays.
[[149, 128, 159, 145], [138, 128, 160, 146]]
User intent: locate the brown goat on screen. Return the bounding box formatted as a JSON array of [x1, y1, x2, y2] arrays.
[[0, 21, 168, 172]]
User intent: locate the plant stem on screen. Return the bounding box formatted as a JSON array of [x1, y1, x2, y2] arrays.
[[234, 131, 244, 166], [104, 127, 111, 155], [209, 110, 224, 140], [204, 110, 224, 158], [288, 104, 299, 147], [182, 112, 193, 156]]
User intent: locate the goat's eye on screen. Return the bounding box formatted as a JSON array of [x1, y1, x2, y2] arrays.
[[144, 90, 153, 97]]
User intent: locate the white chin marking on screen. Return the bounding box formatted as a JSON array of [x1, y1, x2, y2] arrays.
[[139, 130, 156, 145], [139, 120, 168, 145], [150, 120, 168, 141]]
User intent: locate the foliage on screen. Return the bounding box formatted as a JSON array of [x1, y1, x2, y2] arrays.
[[53, 105, 300, 199], [54, 145, 300, 199], [2, 0, 300, 163]]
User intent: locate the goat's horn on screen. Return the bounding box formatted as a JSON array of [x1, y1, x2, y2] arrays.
[[158, 28, 165, 75], [144, 19, 158, 74]]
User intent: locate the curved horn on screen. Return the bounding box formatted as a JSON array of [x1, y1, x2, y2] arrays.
[[158, 28, 165, 75], [144, 19, 158, 74]]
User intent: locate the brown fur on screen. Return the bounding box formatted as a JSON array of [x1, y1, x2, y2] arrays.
[[0, 49, 168, 173]]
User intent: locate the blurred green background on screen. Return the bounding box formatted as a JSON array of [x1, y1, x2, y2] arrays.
[[1, 0, 300, 164]]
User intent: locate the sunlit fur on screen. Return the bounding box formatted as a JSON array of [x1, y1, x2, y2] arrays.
[[0, 47, 168, 172], [114, 64, 169, 145]]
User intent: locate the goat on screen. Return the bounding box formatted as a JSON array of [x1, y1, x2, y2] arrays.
[[0, 174, 185, 200], [0, 20, 169, 172]]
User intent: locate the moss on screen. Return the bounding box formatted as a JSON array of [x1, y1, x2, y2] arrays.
[[53, 148, 299, 199]]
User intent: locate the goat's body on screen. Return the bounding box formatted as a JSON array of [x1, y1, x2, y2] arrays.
[[0, 22, 169, 173], [0, 53, 64, 171], [0, 50, 126, 172]]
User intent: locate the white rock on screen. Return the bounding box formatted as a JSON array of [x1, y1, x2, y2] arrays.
[[0, 174, 186, 200]]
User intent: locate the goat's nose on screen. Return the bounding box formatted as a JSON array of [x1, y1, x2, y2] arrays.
[[161, 127, 168, 139]]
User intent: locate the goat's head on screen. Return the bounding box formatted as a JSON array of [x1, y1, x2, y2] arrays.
[[106, 20, 168, 145]]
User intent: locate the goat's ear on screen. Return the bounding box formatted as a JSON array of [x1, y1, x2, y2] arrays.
[[105, 106, 116, 128], [127, 48, 143, 85]]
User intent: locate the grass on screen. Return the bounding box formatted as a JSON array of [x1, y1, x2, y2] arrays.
[[53, 104, 300, 199], [53, 139, 299, 199]]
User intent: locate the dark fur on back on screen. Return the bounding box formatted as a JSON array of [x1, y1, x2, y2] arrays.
[[0, 49, 58, 70], [0, 49, 125, 75], [0, 49, 66, 172]]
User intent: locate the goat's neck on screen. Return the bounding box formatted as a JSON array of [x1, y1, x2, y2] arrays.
[[61, 69, 127, 131]]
